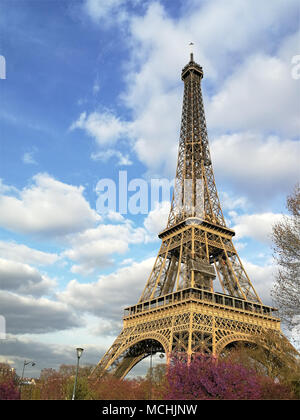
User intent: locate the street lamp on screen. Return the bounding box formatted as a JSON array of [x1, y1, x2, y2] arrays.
[[72, 347, 84, 400], [19, 360, 36, 392], [149, 350, 164, 400], [149, 346, 153, 400]]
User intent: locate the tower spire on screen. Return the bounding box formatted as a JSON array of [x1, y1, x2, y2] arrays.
[[167, 50, 225, 230], [189, 41, 194, 62]]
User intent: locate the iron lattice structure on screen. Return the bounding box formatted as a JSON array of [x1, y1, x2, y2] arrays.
[[92, 54, 281, 379]]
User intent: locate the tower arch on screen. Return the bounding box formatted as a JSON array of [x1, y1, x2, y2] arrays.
[[216, 334, 259, 355], [92, 333, 169, 379]]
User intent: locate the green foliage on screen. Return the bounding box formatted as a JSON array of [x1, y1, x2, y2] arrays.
[[145, 363, 166, 385]]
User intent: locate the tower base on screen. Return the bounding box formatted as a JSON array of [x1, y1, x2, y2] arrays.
[[91, 288, 280, 379]]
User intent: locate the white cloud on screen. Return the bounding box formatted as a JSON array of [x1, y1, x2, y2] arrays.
[[63, 221, 151, 275], [83, 0, 128, 24], [129, 91, 181, 176], [233, 241, 247, 252], [211, 132, 300, 200], [230, 211, 284, 244], [0, 240, 60, 266], [206, 52, 300, 137], [0, 336, 106, 377], [0, 257, 56, 297], [187, 0, 298, 76], [65, 237, 127, 275], [0, 291, 82, 334], [220, 191, 249, 211], [243, 260, 277, 307], [105, 210, 126, 223], [120, 258, 134, 266], [0, 173, 100, 237], [143, 200, 170, 235], [0, 179, 18, 194], [70, 111, 129, 146], [93, 79, 100, 94], [22, 151, 37, 165], [91, 148, 132, 166], [59, 257, 155, 319]]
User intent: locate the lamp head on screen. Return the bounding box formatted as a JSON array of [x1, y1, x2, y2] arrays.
[[76, 348, 84, 359]]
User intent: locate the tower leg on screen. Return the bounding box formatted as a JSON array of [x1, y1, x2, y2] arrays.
[[91, 326, 170, 379]]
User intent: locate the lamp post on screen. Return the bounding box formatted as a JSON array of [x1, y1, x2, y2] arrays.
[[149, 350, 164, 400], [149, 346, 153, 400], [72, 347, 84, 400], [19, 360, 35, 393]]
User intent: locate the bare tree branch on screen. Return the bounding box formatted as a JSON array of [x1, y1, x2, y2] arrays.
[[271, 184, 300, 327]]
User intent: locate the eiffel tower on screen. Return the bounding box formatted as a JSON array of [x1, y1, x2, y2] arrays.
[[91, 51, 281, 379]]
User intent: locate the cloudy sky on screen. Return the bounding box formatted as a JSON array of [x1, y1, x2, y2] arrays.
[[0, 0, 299, 378]]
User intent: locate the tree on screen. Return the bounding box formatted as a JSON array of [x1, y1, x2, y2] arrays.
[[165, 354, 262, 400], [164, 353, 294, 400], [39, 368, 57, 381], [0, 363, 20, 400], [271, 184, 300, 328], [38, 370, 68, 400], [222, 333, 300, 397], [88, 375, 147, 400], [251, 330, 300, 381], [0, 380, 20, 400], [145, 363, 167, 399], [145, 363, 166, 385]]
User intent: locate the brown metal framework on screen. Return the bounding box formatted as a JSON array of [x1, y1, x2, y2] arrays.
[[91, 53, 281, 379]]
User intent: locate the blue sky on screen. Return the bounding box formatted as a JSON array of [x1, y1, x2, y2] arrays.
[[0, 0, 299, 377]]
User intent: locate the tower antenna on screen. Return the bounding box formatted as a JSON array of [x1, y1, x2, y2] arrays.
[[189, 42, 194, 61]]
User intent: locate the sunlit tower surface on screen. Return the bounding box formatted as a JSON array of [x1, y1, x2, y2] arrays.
[[91, 50, 281, 379]]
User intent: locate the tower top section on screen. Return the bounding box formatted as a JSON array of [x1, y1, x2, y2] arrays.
[[167, 47, 225, 229], [181, 45, 203, 80]]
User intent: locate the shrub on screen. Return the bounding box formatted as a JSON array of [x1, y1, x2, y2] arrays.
[[164, 353, 291, 400], [0, 380, 20, 400]]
